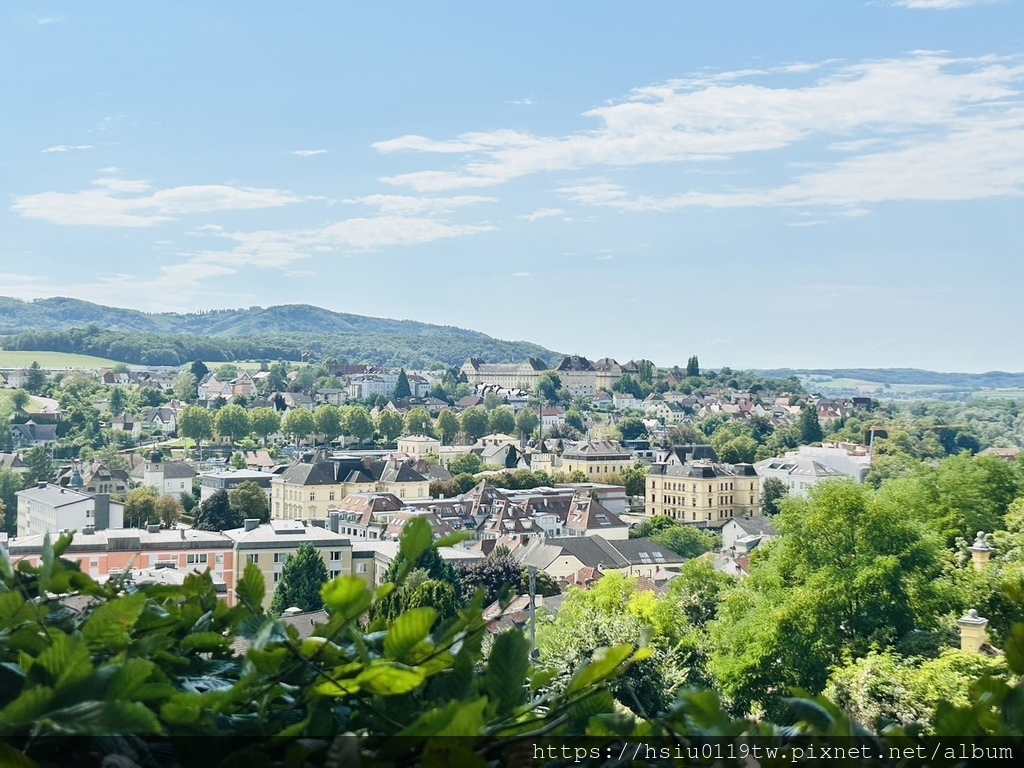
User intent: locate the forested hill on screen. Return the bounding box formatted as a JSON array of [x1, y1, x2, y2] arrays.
[[0, 297, 559, 368], [755, 367, 1024, 389]]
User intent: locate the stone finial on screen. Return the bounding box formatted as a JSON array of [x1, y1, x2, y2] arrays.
[[968, 531, 994, 571], [958, 609, 989, 653]]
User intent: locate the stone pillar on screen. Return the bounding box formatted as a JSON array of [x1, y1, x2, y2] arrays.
[[967, 531, 994, 571], [958, 609, 989, 653]]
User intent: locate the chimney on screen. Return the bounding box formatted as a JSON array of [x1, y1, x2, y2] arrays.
[[94, 494, 110, 531], [147, 524, 161, 534], [968, 531, 994, 571], [328, 510, 340, 534], [958, 609, 989, 653], [244, 518, 260, 532], [37, 481, 47, 489]]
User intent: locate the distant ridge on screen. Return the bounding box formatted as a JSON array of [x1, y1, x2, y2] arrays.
[[753, 367, 1024, 390]]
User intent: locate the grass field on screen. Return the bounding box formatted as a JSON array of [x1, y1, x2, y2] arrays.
[[0, 350, 126, 369], [0, 390, 47, 413]]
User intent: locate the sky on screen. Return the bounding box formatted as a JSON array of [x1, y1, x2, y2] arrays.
[[2, 1, 1023, 373]]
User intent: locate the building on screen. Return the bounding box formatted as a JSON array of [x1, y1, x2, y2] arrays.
[[460, 357, 549, 390], [786, 443, 872, 483], [11, 420, 58, 449], [224, 518, 352, 609], [563, 498, 629, 540], [129, 450, 197, 496], [55, 461, 130, 497], [15, 483, 124, 538], [645, 461, 760, 525], [199, 468, 276, 502], [754, 456, 847, 496], [516, 535, 683, 580], [721, 516, 778, 553], [560, 440, 633, 478], [555, 482, 628, 516], [396, 435, 441, 458]]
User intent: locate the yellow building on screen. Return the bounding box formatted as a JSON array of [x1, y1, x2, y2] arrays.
[[397, 435, 441, 458], [225, 518, 352, 610], [560, 440, 633, 478], [645, 461, 760, 525]]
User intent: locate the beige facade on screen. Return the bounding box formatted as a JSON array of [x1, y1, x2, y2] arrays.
[[397, 435, 441, 457], [560, 440, 633, 478], [646, 462, 760, 524]]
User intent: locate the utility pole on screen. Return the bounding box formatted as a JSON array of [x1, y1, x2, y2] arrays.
[[528, 565, 538, 660]]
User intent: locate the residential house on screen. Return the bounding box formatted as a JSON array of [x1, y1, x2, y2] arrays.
[[199, 468, 276, 502], [129, 450, 197, 496], [563, 498, 629, 540], [55, 461, 130, 497], [397, 435, 441, 458], [721, 516, 778, 553], [143, 406, 179, 436], [16, 483, 124, 538], [646, 460, 760, 525], [11, 420, 58, 449], [754, 456, 847, 496], [560, 440, 633, 478], [516, 535, 684, 580], [0, 453, 28, 473]]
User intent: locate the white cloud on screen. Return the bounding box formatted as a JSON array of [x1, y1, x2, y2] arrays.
[[373, 52, 1024, 212], [344, 194, 497, 215], [519, 207, 565, 221], [512, 272, 531, 278], [596, 254, 614, 261], [893, 0, 995, 8], [36, 16, 62, 25], [40, 145, 93, 153], [12, 178, 305, 226], [291, 149, 328, 156]]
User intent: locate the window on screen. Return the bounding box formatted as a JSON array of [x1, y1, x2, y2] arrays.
[[273, 572, 280, 583], [274, 552, 287, 563], [215, 553, 223, 564], [329, 491, 335, 501], [246, 553, 259, 564], [330, 570, 341, 579], [309, 491, 315, 501], [186, 553, 208, 565], [330, 551, 342, 561]]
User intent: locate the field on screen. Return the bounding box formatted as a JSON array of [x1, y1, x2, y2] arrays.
[[0, 350, 126, 369], [0, 390, 48, 414]]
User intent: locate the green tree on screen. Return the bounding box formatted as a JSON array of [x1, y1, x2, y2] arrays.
[[630, 515, 679, 539], [189, 360, 209, 381], [393, 368, 412, 399], [124, 487, 158, 528], [10, 389, 31, 413], [229, 480, 270, 524], [345, 406, 375, 444], [214, 404, 251, 445], [488, 407, 516, 436], [612, 374, 644, 399], [194, 489, 243, 531], [154, 494, 184, 528], [483, 391, 506, 411], [650, 525, 718, 559], [685, 355, 700, 378], [179, 405, 214, 458], [22, 446, 54, 485], [230, 451, 248, 469], [458, 408, 487, 441], [405, 407, 434, 436], [173, 371, 198, 403], [313, 404, 343, 443], [761, 476, 788, 516], [798, 405, 824, 444], [536, 372, 563, 405], [565, 409, 585, 432], [0, 467, 25, 536], [249, 407, 281, 444], [435, 409, 460, 445], [376, 409, 404, 443], [449, 452, 483, 476], [281, 408, 315, 445], [515, 408, 539, 439], [269, 543, 329, 615]]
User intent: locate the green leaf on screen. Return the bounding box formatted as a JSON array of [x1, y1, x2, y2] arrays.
[[82, 592, 146, 652], [180, 632, 231, 653], [434, 696, 487, 737], [236, 562, 266, 611], [483, 629, 529, 716], [51, 530, 74, 558], [248, 647, 290, 676], [322, 576, 371, 618], [567, 643, 634, 694], [355, 664, 425, 696], [41, 700, 163, 736], [0, 742, 39, 768], [0, 686, 54, 730], [397, 517, 433, 582], [1005, 623, 1024, 675], [35, 634, 92, 691], [434, 531, 472, 549], [384, 607, 436, 662], [161, 695, 204, 725]]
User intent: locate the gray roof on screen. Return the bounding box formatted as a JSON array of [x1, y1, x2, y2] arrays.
[[518, 535, 683, 570], [726, 516, 778, 537], [223, 520, 350, 548]]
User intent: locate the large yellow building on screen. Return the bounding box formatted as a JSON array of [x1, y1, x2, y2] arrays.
[[560, 440, 633, 477], [461, 356, 653, 398], [645, 461, 760, 525]]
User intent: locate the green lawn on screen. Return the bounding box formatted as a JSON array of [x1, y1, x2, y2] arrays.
[[0, 350, 127, 369], [0, 390, 47, 414]]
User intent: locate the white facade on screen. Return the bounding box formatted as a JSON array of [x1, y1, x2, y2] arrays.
[[16, 484, 124, 538]]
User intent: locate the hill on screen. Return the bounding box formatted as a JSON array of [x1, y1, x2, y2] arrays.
[[0, 297, 558, 369]]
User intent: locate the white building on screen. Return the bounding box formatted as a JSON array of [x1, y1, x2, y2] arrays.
[[130, 450, 197, 496], [754, 456, 847, 496], [16, 483, 124, 538]]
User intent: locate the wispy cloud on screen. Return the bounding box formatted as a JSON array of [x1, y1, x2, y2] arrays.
[[893, 0, 996, 8], [344, 194, 497, 215], [519, 207, 565, 221], [291, 149, 329, 156], [12, 178, 305, 226], [512, 272, 531, 278], [40, 145, 93, 153], [371, 53, 1024, 214], [36, 16, 62, 25]]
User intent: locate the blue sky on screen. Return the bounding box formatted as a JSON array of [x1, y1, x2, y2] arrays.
[[2, 1, 1022, 372]]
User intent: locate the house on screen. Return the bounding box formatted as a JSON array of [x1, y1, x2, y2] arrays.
[[560, 440, 633, 478], [556, 482, 628, 516], [754, 456, 847, 496], [397, 435, 441, 458], [129, 450, 197, 496], [11, 420, 58, 449], [199, 469, 276, 502], [721, 516, 778, 553], [540, 407, 566, 429], [460, 357, 549, 391], [55, 461, 130, 497], [109, 413, 142, 442], [333, 492, 405, 540], [784, 443, 873, 483], [16, 484, 124, 538], [563, 498, 629, 540], [357, 539, 483, 587], [516, 535, 684, 580], [978, 446, 1020, 462], [100, 371, 131, 387], [646, 460, 760, 524], [0, 453, 29, 473], [144, 406, 179, 435]]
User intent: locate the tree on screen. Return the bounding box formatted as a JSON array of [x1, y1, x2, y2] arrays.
[[449, 452, 483, 476], [798, 405, 824, 444], [124, 487, 158, 528], [214, 404, 251, 445], [22, 446, 54, 485], [281, 408, 315, 445], [482, 391, 506, 411], [536, 372, 563, 406], [685, 355, 700, 378], [313, 404, 343, 443], [435, 410, 460, 445], [405, 407, 434, 436], [189, 360, 209, 381], [154, 494, 183, 528], [269, 543, 329, 615], [618, 417, 647, 441], [230, 480, 270, 523], [0, 468, 25, 536], [650, 525, 717, 559], [179, 405, 214, 458], [194, 489, 243, 531], [630, 515, 679, 539], [761, 476, 788, 516], [25, 361, 46, 394], [9, 389, 31, 413], [249, 407, 281, 444], [488, 407, 516, 436], [214, 364, 239, 380], [515, 408, 539, 440], [173, 371, 198, 403], [460, 408, 489, 441], [345, 406, 375, 444], [612, 374, 644, 399], [393, 368, 412, 399], [565, 409, 585, 432], [377, 410, 404, 443]]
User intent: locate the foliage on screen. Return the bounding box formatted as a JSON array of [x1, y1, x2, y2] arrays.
[[269, 543, 330, 615], [344, 406, 375, 444], [686, 355, 700, 377], [514, 407, 538, 438], [448, 453, 483, 476], [313, 404, 342, 442], [193, 489, 243, 532], [213, 404, 250, 444], [404, 407, 434, 437], [630, 515, 678, 539], [376, 409, 404, 443], [393, 368, 411, 399], [22, 447, 54, 485], [178, 405, 213, 445], [488, 407, 516, 436], [761, 476, 789, 516], [281, 408, 315, 443], [536, 372, 563, 405], [460, 408, 489, 441], [124, 487, 158, 528], [649, 525, 718, 559], [229, 480, 270, 524], [154, 494, 184, 528], [249, 406, 281, 443], [455, 552, 561, 605], [435, 409, 460, 445]]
